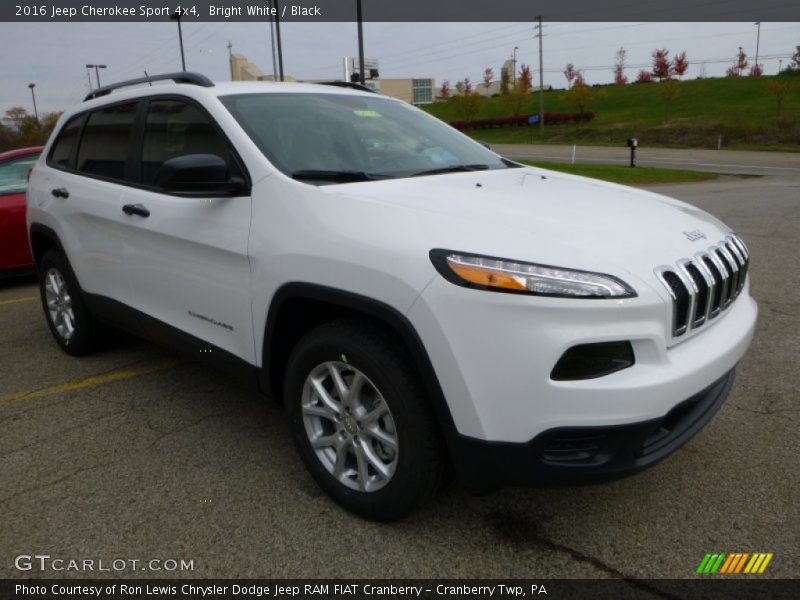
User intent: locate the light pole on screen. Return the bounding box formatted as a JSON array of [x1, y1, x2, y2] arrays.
[[171, 10, 186, 71], [28, 83, 38, 122], [754, 22, 761, 73], [86, 64, 106, 88], [356, 0, 365, 84], [513, 46, 519, 86], [274, 0, 284, 81], [85, 66, 93, 90]]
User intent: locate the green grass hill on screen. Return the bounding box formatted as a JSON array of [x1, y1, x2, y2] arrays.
[[424, 75, 800, 151]]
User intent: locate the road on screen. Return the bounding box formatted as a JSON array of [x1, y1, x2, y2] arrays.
[[492, 143, 800, 176], [0, 174, 798, 585]]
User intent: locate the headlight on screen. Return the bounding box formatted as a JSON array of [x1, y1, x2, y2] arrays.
[[430, 249, 636, 298]]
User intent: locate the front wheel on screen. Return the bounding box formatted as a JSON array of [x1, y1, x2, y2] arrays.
[[285, 319, 443, 521]]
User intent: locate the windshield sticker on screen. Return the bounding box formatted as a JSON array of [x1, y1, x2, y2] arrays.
[[354, 109, 382, 118]]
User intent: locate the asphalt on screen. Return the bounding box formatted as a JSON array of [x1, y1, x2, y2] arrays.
[[1, 170, 798, 584], [492, 143, 800, 176]]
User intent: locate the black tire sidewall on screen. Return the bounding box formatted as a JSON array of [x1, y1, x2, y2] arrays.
[[286, 321, 441, 521]]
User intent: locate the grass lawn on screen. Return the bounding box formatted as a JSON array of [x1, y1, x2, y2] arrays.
[[520, 161, 718, 185], [425, 76, 800, 151]]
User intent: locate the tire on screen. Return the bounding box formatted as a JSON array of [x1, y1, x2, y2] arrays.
[[38, 250, 100, 356], [285, 319, 443, 521]]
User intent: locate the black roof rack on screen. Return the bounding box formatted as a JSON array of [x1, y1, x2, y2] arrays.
[[316, 81, 377, 94], [84, 72, 214, 101]]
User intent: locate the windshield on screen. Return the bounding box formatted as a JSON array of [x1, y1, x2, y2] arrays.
[[220, 92, 515, 183]]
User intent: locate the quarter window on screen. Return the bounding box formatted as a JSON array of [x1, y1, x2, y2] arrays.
[[141, 100, 235, 188], [48, 115, 84, 169], [76, 102, 139, 181], [0, 154, 40, 195]]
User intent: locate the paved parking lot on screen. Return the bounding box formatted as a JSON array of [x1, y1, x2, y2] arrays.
[[1, 172, 798, 584]]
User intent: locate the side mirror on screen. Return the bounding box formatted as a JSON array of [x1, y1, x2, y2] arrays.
[[157, 154, 245, 196]]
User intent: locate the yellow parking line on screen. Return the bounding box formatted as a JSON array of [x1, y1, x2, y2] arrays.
[[0, 295, 38, 306], [0, 360, 180, 407]]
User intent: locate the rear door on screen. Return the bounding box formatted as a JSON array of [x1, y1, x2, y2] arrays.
[[118, 97, 254, 362]]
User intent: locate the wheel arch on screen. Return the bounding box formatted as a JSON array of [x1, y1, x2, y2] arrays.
[[29, 223, 67, 267], [261, 283, 455, 430]]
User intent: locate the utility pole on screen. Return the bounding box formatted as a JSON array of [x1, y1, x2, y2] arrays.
[[535, 15, 544, 134], [754, 22, 761, 71], [356, 0, 365, 84], [227, 41, 234, 80], [171, 10, 186, 71], [28, 84, 38, 122], [274, 0, 284, 80], [268, 0, 278, 80]]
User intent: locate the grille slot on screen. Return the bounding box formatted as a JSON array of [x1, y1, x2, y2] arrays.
[[656, 234, 749, 339]]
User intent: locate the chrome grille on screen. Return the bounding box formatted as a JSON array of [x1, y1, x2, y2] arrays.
[[656, 234, 749, 338]]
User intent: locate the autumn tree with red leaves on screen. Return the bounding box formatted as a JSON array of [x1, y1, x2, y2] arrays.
[[564, 63, 577, 88], [519, 64, 533, 91], [482, 68, 494, 94], [651, 48, 673, 81], [673, 52, 689, 78], [439, 80, 450, 98], [613, 47, 628, 85], [636, 70, 652, 83]]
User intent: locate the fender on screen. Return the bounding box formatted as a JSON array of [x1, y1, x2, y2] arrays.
[[261, 282, 455, 428]]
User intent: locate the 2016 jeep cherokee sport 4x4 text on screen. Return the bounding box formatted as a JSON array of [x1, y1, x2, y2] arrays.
[[27, 73, 756, 520]]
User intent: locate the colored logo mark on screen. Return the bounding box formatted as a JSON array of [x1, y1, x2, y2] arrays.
[[696, 552, 774, 574]]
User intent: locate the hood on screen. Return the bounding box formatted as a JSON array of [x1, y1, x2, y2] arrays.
[[327, 166, 732, 279]]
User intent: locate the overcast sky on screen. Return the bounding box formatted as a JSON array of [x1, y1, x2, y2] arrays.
[[1, 21, 798, 114]]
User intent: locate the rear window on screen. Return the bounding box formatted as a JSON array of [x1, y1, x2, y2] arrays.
[[48, 115, 84, 169], [76, 102, 139, 181], [0, 153, 40, 195]]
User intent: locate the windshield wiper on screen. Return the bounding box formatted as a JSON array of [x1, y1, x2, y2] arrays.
[[411, 164, 492, 177], [291, 169, 386, 182]]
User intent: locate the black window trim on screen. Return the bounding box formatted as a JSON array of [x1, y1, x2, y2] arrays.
[[45, 94, 251, 197]]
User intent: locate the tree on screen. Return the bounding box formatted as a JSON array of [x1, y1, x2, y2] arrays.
[[439, 80, 450, 98], [500, 81, 529, 117], [574, 70, 587, 88], [749, 64, 764, 77], [764, 79, 796, 116], [454, 80, 465, 95], [659, 79, 681, 120], [463, 77, 473, 95], [651, 48, 672, 81], [613, 48, 628, 85], [560, 78, 605, 115], [518, 64, 533, 91], [673, 51, 689, 78], [482, 68, 494, 95], [636, 70, 652, 83], [727, 47, 749, 77], [0, 107, 62, 152], [452, 88, 484, 121], [790, 45, 800, 72], [564, 63, 577, 88]]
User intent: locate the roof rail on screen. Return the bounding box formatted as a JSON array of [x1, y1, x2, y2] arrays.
[[84, 72, 214, 101], [316, 81, 377, 94]]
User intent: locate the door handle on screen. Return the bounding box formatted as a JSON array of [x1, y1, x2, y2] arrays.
[[122, 203, 150, 218], [51, 187, 69, 199]]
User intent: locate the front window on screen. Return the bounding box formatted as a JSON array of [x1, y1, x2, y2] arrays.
[[220, 92, 513, 184]]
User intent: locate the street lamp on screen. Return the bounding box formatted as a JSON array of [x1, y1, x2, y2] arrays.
[[171, 10, 186, 71], [28, 83, 38, 122], [86, 64, 107, 88], [356, 0, 365, 84], [513, 46, 519, 86]]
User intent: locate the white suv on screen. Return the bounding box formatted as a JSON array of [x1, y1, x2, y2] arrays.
[[28, 73, 757, 520]]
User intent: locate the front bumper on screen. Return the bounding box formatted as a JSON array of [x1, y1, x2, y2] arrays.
[[445, 369, 735, 487]]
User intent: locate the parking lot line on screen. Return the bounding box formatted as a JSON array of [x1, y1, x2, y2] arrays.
[[0, 359, 180, 407], [0, 295, 38, 307]]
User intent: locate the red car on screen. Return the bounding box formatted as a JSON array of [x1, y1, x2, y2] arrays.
[[0, 146, 42, 274]]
